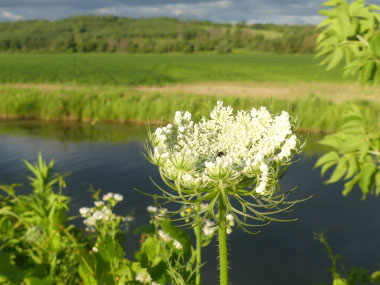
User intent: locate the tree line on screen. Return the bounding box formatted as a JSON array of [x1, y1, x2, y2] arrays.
[[0, 16, 319, 54]]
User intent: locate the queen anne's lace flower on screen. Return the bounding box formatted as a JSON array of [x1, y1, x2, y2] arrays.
[[150, 101, 298, 196], [147, 101, 304, 233]]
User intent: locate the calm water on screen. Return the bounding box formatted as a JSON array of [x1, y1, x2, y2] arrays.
[[0, 120, 379, 285]]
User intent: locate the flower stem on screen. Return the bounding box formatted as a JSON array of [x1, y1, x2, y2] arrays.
[[195, 204, 202, 285], [218, 198, 228, 285]]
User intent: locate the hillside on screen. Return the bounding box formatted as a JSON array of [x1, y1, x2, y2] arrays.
[[0, 16, 318, 54]]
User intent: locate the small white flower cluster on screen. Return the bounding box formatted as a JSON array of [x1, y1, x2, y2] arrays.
[[226, 213, 235, 235], [79, 192, 126, 232], [150, 101, 298, 196], [102, 192, 123, 202], [202, 219, 217, 237], [147, 205, 168, 220], [136, 272, 159, 284], [202, 213, 235, 236], [157, 229, 183, 250]]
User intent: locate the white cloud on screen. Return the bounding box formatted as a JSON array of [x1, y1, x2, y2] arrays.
[[1, 10, 23, 21], [92, 1, 235, 20], [0, 0, 327, 24]]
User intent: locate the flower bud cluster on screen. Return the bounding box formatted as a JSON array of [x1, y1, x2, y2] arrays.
[[79, 192, 129, 232], [150, 101, 298, 196], [180, 206, 194, 222]]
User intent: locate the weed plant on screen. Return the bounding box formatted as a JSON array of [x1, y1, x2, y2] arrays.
[[0, 155, 200, 284]]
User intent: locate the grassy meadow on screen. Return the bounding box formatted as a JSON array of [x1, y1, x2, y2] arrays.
[[0, 52, 353, 86]]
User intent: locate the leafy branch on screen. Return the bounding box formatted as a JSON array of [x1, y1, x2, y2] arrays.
[[316, 0, 380, 86]]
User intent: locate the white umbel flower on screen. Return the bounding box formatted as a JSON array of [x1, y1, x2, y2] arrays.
[[150, 100, 298, 196]]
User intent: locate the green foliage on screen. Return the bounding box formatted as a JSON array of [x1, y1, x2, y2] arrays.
[[0, 16, 319, 54], [315, 106, 380, 198], [315, 232, 380, 285], [0, 154, 77, 284], [316, 0, 380, 85], [0, 155, 199, 284]]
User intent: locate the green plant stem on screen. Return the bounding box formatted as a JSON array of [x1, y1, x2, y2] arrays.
[[194, 204, 202, 285], [218, 198, 228, 285]]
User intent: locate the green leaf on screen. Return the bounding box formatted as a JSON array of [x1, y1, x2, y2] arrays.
[[358, 163, 377, 197], [360, 61, 377, 86], [333, 277, 348, 285], [321, 161, 338, 176], [315, 151, 339, 168], [0, 252, 24, 283], [133, 224, 155, 235], [371, 270, 380, 282], [327, 47, 344, 70], [137, 236, 162, 267], [375, 170, 380, 196], [342, 174, 360, 196], [345, 156, 359, 179], [78, 263, 97, 285], [319, 135, 341, 148], [326, 158, 348, 184], [322, 0, 340, 7], [337, 9, 352, 37], [161, 220, 192, 259]]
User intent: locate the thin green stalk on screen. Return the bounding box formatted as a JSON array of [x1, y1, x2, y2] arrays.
[[194, 203, 202, 285], [218, 198, 228, 285]]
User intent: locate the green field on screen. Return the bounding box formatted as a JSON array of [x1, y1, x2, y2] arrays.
[[0, 52, 351, 86]]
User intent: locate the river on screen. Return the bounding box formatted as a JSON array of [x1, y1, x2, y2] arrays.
[[0, 119, 379, 285]]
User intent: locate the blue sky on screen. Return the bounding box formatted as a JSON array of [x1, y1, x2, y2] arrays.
[[0, 0, 377, 24]]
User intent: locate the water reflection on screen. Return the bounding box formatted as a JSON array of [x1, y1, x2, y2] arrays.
[[0, 119, 379, 285]]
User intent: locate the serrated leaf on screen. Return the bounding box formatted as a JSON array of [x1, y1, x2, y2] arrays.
[[342, 174, 360, 196], [326, 158, 348, 184], [358, 163, 377, 197], [321, 161, 338, 176], [345, 155, 359, 179], [337, 9, 352, 37], [315, 151, 339, 168], [349, 2, 365, 16], [327, 47, 344, 70]]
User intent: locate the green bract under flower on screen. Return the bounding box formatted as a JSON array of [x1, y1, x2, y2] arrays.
[[149, 101, 298, 196]]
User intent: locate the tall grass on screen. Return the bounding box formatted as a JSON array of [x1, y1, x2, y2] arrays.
[[0, 53, 352, 86], [0, 86, 379, 132]]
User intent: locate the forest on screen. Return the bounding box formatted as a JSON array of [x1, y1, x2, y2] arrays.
[[0, 16, 318, 54]]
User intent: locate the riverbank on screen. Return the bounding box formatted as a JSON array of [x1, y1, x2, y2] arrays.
[[0, 85, 379, 133]]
